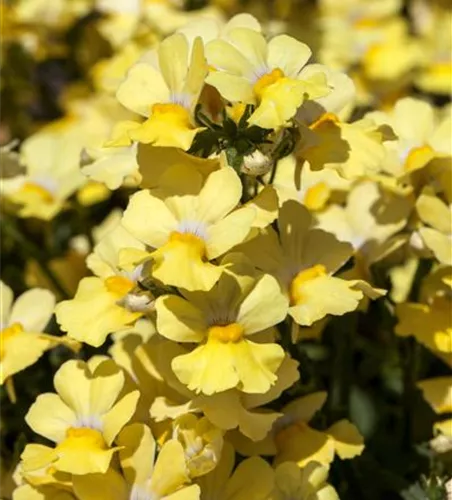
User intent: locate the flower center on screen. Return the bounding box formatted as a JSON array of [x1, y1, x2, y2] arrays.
[[104, 276, 135, 297], [0, 322, 23, 360], [168, 231, 207, 259], [20, 182, 55, 203], [290, 265, 327, 305], [253, 68, 285, 100], [208, 323, 244, 343], [57, 427, 107, 452], [303, 182, 330, 211], [151, 103, 192, 128]]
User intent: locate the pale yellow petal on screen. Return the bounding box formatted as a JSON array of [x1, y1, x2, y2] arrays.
[[267, 35, 312, 77], [149, 440, 190, 497], [205, 72, 254, 103], [196, 167, 242, 224], [116, 63, 169, 116], [25, 393, 77, 443], [327, 419, 365, 459], [206, 206, 255, 259], [238, 274, 288, 334], [102, 390, 140, 446], [155, 295, 206, 343], [10, 288, 55, 332], [289, 276, 363, 326], [122, 190, 178, 248], [117, 422, 156, 486], [224, 456, 274, 500], [72, 468, 128, 500]]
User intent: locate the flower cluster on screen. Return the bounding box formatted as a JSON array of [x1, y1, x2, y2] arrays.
[[1, 1, 451, 499]]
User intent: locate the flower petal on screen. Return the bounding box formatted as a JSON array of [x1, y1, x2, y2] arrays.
[[10, 289, 55, 332]]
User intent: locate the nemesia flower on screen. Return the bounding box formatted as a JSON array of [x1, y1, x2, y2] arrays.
[[55, 222, 151, 347], [396, 296, 452, 366], [24, 359, 139, 475], [150, 340, 299, 441], [316, 180, 411, 264], [271, 461, 339, 500], [116, 33, 208, 150], [155, 255, 288, 395], [72, 423, 201, 500], [239, 201, 383, 327], [196, 442, 274, 499], [0, 282, 73, 397], [205, 28, 331, 129], [415, 190, 452, 266], [297, 113, 390, 180], [417, 377, 452, 438], [122, 166, 255, 291], [232, 392, 364, 468], [366, 97, 451, 182], [272, 154, 350, 210]]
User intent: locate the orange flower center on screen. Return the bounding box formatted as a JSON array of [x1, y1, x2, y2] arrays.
[[303, 182, 330, 211], [151, 103, 192, 129], [0, 322, 23, 360], [20, 182, 55, 203], [253, 68, 285, 100], [168, 232, 207, 259], [104, 276, 135, 297], [208, 323, 244, 343], [57, 427, 107, 452], [290, 265, 327, 305]]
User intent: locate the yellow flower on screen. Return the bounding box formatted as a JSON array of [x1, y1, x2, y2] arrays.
[[316, 181, 411, 264], [122, 167, 255, 291], [366, 98, 451, 181], [297, 113, 389, 180], [416, 190, 452, 266], [172, 414, 224, 478], [271, 461, 339, 500], [232, 392, 364, 468], [151, 348, 299, 442], [0, 282, 72, 396], [205, 28, 331, 129], [417, 377, 452, 438], [1, 118, 85, 220], [396, 296, 452, 366], [197, 441, 274, 499], [239, 201, 383, 327], [55, 222, 152, 347], [155, 257, 287, 395], [272, 154, 350, 210], [25, 358, 139, 475], [116, 33, 208, 150], [72, 423, 200, 500]]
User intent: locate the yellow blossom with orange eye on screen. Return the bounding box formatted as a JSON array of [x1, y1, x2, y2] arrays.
[[396, 295, 452, 367], [297, 113, 390, 180], [366, 97, 451, 182], [55, 221, 153, 347], [121, 166, 255, 292], [196, 441, 274, 499], [0, 282, 77, 400], [231, 391, 364, 469], [72, 423, 201, 500], [415, 189, 452, 266], [24, 358, 139, 476], [116, 33, 208, 150], [316, 180, 412, 265], [271, 461, 339, 500], [239, 201, 384, 329], [272, 154, 350, 211], [155, 255, 288, 395], [205, 28, 332, 130], [417, 377, 452, 439], [149, 341, 299, 442]]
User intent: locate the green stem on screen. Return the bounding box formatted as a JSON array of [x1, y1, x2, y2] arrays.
[[1, 218, 70, 299]]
